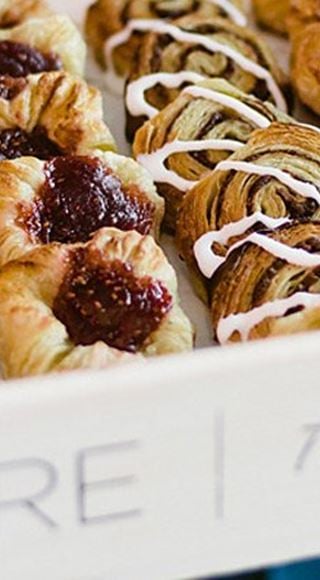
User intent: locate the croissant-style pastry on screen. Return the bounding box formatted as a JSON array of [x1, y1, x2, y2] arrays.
[[0, 71, 116, 159], [209, 222, 320, 344], [0, 15, 86, 78], [85, 0, 246, 71], [133, 78, 293, 231], [0, 227, 193, 378], [252, 0, 290, 34], [177, 123, 320, 300], [124, 15, 289, 140], [0, 152, 164, 266], [0, 0, 52, 28]]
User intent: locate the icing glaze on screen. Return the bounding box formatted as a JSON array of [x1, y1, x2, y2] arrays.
[[217, 292, 320, 343], [105, 19, 287, 111], [137, 138, 243, 191], [207, 0, 247, 26]]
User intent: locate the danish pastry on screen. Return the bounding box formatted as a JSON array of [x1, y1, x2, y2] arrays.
[[133, 78, 293, 231], [0, 227, 193, 378], [0, 71, 116, 158], [0, 14, 86, 78], [252, 0, 290, 34], [0, 152, 164, 266], [177, 123, 320, 300], [85, 0, 247, 71], [0, 0, 52, 28], [124, 15, 289, 140]]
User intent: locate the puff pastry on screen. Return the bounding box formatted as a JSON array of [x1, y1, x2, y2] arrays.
[[0, 14, 86, 78], [124, 15, 289, 140], [0, 227, 193, 378], [0, 152, 164, 267], [177, 123, 320, 300], [252, 0, 290, 34], [133, 78, 293, 231], [85, 0, 246, 71], [0, 0, 52, 28], [0, 71, 116, 158]]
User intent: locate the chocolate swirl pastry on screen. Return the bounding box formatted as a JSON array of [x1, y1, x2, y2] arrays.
[[0, 15, 86, 78], [0, 152, 164, 266], [85, 0, 246, 71], [0, 71, 116, 158], [252, 0, 290, 34], [209, 222, 320, 344], [133, 78, 293, 231], [0, 227, 193, 378], [124, 15, 289, 140], [177, 123, 320, 300], [0, 0, 52, 29]]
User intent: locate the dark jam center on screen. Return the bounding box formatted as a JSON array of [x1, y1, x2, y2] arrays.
[[0, 75, 26, 99], [25, 156, 155, 243], [0, 126, 62, 160], [53, 254, 173, 353], [0, 40, 62, 77]]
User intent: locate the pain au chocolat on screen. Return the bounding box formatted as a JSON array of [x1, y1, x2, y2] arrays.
[[0, 227, 193, 378]]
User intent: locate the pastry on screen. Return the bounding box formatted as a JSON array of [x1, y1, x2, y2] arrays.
[[0, 14, 86, 78], [0, 71, 116, 159], [209, 221, 320, 344], [252, 0, 290, 34], [0, 227, 193, 378], [287, 0, 320, 41], [133, 78, 293, 231], [0, 152, 164, 266], [0, 0, 53, 28], [124, 15, 289, 140], [85, 0, 247, 71], [177, 123, 320, 300]]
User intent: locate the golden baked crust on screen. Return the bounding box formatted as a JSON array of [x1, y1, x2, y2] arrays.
[[177, 123, 320, 300], [0, 228, 193, 378], [0, 14, 86, 77], [252, 0, 290, 34], [0, 0, 53, 28], [133, 79, 293, 232], [0, 71, 116, 154], [0, 151, 164, 266], [210, 222, 320, 343], [125, 15, 289, 140], [287, 0, 320, 41], [85, 0, 246, 71]]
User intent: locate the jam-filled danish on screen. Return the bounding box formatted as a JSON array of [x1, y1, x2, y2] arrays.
[[177, 123, 320, 301], [0, 152, 164, 266], [0, 71, 116, 159], [133, 78, 293, 231], [0, 227, 193, 378], [0, 14, 85, 78], [85, 0, 247, 72], [123, 15, 289, 140]]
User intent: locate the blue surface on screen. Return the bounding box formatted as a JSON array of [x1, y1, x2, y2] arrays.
[[268, 559, 320, 579]]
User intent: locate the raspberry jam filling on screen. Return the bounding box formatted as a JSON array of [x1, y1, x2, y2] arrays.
[[53, 252, 173, 352], [0, 40, 62, 77], [23, 156, 155, 243], [0, 126, 62, 160]]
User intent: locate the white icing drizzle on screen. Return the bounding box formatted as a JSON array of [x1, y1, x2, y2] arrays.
[[217, 292, 320, 344], [194, 212, 290, 277], [105, 19, 287, 112], [183, 86, 272, 128], [137, 139, 243, 191], [216, 160, 320, 204], [126, 71, 205, 118], [207, 0, 247, 26]]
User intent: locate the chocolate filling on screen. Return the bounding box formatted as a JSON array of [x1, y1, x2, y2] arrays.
[[22, 156, 155, 244], [0, 126, 62, 160], [0, 75, 26, 99], [53, 251, 173, 352], [0, 40, 62, 77]]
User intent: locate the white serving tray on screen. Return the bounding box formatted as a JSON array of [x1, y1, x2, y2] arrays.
[[2, 1, 320, 579]]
